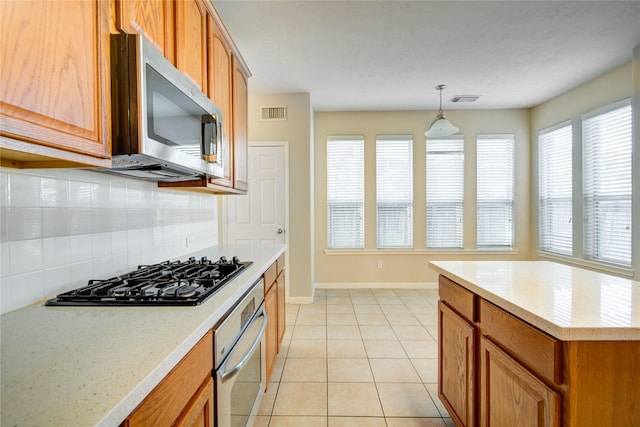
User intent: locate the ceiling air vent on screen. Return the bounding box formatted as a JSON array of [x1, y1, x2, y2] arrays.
[[451, 95, 480, 103], [260, 105, 288, 121]]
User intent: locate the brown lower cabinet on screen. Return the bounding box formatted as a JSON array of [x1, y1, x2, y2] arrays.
[[438, 275, 640, 427], [122, 331, 214, 427], [264, 254, 286, 388]]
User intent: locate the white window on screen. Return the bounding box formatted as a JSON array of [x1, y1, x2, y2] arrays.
[[583, 100, 632, 267], [327, 136, 364, 249], [376, 135, 413, 248], [477, 135, 514, 248], [426, 135, 464, 249], [538, 123, 573, 256]]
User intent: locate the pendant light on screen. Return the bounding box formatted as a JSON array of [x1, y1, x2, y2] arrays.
[[425, 84, 459, 137]]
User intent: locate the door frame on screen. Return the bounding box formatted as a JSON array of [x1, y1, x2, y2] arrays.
[[221, 141, 290, 300]]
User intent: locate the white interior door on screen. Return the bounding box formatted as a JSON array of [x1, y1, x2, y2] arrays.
[[225, 144, 286, 246]]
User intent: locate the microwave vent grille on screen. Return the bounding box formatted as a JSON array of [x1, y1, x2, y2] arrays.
[[260, 105, 288, 121]]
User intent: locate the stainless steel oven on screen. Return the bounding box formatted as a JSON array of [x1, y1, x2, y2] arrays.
[[214, 278, 267, 427]]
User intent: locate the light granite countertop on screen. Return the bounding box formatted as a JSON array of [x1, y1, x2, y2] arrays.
[[428, 261, 640, 341], [1, 244, 286, 427]]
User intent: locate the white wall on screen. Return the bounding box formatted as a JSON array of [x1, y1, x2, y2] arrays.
[[0, 168, 218, 314]]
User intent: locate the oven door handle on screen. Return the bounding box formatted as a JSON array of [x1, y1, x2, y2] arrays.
[[219, 309, 268, 384]]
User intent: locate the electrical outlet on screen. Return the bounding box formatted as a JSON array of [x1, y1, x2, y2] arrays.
[[377, 260, 383, 269]]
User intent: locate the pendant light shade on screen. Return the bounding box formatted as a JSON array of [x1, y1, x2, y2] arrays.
[[425, 84, 459, 137]]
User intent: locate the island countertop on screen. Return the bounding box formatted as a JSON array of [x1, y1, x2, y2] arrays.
[[1, 244, 286, 427], [428, 260, 640, 341]]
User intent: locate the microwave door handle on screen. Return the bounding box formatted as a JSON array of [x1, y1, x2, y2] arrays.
[[218, 309, 268, 384], [201, 115, 217, 162]]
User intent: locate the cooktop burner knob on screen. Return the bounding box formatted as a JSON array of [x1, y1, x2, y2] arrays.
[[201, 256, 209, 264], [219, 256, 228, 264], [232, 256, 241, 265]]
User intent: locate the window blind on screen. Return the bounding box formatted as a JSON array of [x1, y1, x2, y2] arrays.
[[327, 136, 364, 249], [426, 135, 464, 248], [583, 100, 632, 267], [477, 135, 514, 248], [538, 123, 573, 256], [376, 135, 413, 248]]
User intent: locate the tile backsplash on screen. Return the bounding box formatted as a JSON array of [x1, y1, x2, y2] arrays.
[[0, 167, 218, 314]]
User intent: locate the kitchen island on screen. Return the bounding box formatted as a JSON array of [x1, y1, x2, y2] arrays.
[[0, 244, 286, 426], [429, 261, 640, 427]]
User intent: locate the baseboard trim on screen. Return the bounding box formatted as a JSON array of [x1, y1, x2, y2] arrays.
[[314, 282, 437, 290]]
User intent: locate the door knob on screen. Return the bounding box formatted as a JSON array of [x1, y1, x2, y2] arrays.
[[277, 228, 284, 234]]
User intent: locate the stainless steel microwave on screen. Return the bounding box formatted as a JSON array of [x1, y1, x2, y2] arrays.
[[105, 33, 224, 182]]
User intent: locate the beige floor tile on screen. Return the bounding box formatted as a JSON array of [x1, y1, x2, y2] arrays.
[[409, 304, 438, 318], [327, 325, 362, 340], [327, 296, 352, 305], [327, 304, 355, 314], [385, 313, 420, 325], [372, 289, 396, 296], [328, 383, 383, 416], [281, 358, 327, 382], [443, 418, 457, 427], [363, 340, 407, 359], [415, 313, 438, 326], [380, 304, 411, 314], [350, 295, 377, 304], [425, 382, 451, 417], [272, 382, 327, 416], [296, 312, 327, 325], [327, 313, 358, 325], [394, 289, 422, 297], [328, 358, 374, 382], [253, 415, 271, 427], [424, 324, 439, 339], [292, 325, 327, 340], [399, 296, 429, 305], [315, 289, 327, 296], [412, 359, 439, 383], [287, 339, 327, 358], [271, 356, 286, 382], [377, 383, 441, 417], [326, 289, 350, 296], [349, 289, 373, 296], [355, 313, 389, 325], [369, 358, 421, 383], [327, 339, 367, 358], [392, 325, 432, 340], [401, 340, 438, 358], [258, 381, 279, 415], [360, 325, 397, 340], [268, 416, 328, 427], [353, 304, 383, 314], [386, 418, 447, 427], [299, 304, 327, 314], [328, 416, 387, 427], [375, 296, 403, 305]]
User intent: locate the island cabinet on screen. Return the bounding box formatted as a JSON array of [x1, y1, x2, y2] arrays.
[[122, 331, 214, 427], [438, 275, 640, 427], [0, 0, 111, 168], [263, 254, 287, 388]]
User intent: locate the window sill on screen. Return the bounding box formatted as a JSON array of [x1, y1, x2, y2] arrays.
[[536, 251, 635, 278], [324, 248, 521, 256]]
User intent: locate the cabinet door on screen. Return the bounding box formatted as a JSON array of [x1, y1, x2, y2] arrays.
[[174, 376, 214, 427], [277, 271, 286, 347], [479, 336, 560, 427], [207, 15, 233, 187], [175, 0, 207, 91], [232, 59, 249, 191], [264, 284, 278, 388], [0, 0, 110, 163], [116, 0, 174, 62], [439, 301, 476, 427]]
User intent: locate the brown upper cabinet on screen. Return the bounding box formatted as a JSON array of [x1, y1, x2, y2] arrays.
[[0, 0, 111, 168], [175, 0, 208, 92], [116, 0, 175, 62]]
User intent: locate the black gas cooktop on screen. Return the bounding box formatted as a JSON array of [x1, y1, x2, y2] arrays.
[[45, 256, 252, 306]]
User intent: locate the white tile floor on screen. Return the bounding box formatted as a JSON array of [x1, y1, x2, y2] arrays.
[[255, 288, 455, 427]]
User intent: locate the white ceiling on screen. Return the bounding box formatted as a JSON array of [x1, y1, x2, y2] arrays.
[[214, 0, 640, 111]]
